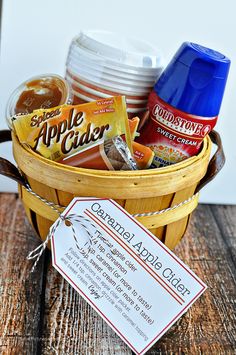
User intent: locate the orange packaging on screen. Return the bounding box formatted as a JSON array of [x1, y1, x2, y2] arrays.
[[132, 141, 154, 169], [122, 116, 153, 169], [12, 96, 132, 161], [128, 116, 140, 140]]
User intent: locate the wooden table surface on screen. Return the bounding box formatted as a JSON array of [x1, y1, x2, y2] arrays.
[[0, 192, 235, 354]]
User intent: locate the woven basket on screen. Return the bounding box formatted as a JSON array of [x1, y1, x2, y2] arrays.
[[0, 130, 224, 249]]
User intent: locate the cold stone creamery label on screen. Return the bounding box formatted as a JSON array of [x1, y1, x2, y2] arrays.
[[12, 96, 131, 161], [138, 93, 217, 167]]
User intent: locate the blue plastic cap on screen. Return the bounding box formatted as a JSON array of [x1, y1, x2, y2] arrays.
[[154, 42, 230, 117]]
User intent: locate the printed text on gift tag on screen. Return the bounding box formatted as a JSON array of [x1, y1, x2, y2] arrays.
[[51, 198, 207, 355]]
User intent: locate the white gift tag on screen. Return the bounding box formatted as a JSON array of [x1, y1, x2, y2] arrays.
[[51, 197, 207, 355]]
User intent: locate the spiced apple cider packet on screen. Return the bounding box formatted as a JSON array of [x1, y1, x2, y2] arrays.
[[12, 96, 132, 161]]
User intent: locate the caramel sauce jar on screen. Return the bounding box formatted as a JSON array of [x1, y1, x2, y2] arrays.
[[6, 74, 72, 128]]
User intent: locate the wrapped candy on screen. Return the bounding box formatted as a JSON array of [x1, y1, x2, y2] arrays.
[[58, 136, 137, 171]]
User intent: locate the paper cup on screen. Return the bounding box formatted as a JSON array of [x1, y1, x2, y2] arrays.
[[70, 86, 147, 109], [67, 62, 154, 92], [66, 75, 148, 104], [65, 30, 164, 113], [67, 48, 161, 82], [66, 69, 151, 97]]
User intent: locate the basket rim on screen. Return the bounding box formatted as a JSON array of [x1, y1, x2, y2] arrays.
[[12, 132, 212, 198], [12, 132, 210, 178]]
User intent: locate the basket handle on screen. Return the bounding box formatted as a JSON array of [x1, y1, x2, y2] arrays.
[[196, 130, 225, 192], [0, 129, 225, 190], [0, 129, 27, 186]]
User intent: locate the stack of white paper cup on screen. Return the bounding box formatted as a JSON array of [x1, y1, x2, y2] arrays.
[[65, 30, 164, 118]]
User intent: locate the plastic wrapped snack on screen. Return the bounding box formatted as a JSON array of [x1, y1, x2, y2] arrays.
[[58, 136, 137, 171], [12, 96, 132, 161]]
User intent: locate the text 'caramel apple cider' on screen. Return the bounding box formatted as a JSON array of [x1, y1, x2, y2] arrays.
[[137, 42, 230, 167], [6, 74, 71, 128]]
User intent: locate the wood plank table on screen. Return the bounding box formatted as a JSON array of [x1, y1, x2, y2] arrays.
[[0, 193, 235, 354]]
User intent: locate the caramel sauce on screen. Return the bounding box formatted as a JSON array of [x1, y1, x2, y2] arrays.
[[15, 78, 63, 115]]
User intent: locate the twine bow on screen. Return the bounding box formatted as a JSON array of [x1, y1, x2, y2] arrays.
[[27, 213, 98, 273]]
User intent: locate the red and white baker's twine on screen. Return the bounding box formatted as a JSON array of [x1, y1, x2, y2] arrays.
[[24, 185, 199, 272]]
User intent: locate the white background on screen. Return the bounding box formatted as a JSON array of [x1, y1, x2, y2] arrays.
[[0, 0, 235, 204]]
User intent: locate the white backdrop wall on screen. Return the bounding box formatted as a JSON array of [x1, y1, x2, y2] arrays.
[[0, 0, 235, 204]]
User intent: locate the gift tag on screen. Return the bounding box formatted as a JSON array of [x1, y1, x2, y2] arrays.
[[51, 198, 207, 355]]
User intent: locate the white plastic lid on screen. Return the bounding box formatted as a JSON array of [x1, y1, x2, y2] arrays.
[[69, 41, 162, 76], [67, 51, 159, 83], [67, 61, 155, 88], [66, 66, 153, 95], [74, 30, 163, 70]]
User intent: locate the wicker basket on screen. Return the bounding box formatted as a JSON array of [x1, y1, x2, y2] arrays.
[[0, 130, 224, 249]]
